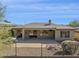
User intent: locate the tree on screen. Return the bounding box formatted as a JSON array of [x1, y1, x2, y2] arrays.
[[0, 3, 5, 21], [0, 2, 10, 23], [68, 20, 79, 27], [0, 25, 12, 43], [4, 20, 10, 23], [0, 3, 13, 57]]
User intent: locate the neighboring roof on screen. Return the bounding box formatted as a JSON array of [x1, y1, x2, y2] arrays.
[[75, 27, 79, 29], [55, 25, 75, 29], [12, 22, 75, 30], [0, 22, 11, 25], [0, 21, 18, 27], [75, 27, 79, 32]]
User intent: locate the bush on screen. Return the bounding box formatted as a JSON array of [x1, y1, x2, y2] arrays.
[[61, 40, 79, 55], [0, 25, 13, 57]]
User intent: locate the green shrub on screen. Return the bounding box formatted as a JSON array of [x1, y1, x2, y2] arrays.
[[0, 25, 14, 57], [61, 40, 79, 55]]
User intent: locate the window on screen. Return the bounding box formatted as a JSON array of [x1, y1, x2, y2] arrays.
[[60, 31, 70, 38]]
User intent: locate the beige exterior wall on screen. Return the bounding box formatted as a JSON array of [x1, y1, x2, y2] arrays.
[[70, 31, 74, 39], [74, 31, 79, 39], [55, 30, 60, 40], [55, 29, 74, 41]]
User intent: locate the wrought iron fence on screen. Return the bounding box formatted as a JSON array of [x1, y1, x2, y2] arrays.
[[1, 39, 63, 58]]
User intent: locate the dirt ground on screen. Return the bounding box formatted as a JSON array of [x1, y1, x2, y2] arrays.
[[2, 39, 63, 57]]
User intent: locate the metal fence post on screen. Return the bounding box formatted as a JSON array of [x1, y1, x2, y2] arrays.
[[41, 39, 42, 57], [15, 39, 17, 56], [13, 38, 17, 57]]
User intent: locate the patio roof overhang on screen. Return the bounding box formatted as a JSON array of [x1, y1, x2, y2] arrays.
[[11, 23, 76, 30], [12, 26, 75, 30], [12, 27, 56, 30]]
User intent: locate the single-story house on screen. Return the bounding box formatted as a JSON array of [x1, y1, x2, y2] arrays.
[[12, 20, 75, 41]]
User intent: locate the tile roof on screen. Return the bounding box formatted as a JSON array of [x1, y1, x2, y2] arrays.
[[12, 22, 75, 30], [75, 27, 79, 31]]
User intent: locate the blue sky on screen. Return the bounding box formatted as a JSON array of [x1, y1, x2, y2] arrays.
[[1, 0, 79, 24]]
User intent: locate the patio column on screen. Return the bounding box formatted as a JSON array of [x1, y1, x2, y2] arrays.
[[22, 29, 25, 40], [40, 30, 43, 39], [55, 30, 60, 41], [40, 30, 43, 36], [13, 30, 17, 38]]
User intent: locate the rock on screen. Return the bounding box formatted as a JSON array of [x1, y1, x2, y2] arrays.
[[47, 45, 53, 50]]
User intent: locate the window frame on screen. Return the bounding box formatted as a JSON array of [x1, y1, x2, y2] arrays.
[[60, 30, 70, 38]]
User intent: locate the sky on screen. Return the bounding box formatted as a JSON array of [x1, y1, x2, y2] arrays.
[[1, 0, 79, 25]]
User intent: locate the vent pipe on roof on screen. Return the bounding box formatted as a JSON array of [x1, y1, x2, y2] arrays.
[[48, 19, 52, 25]]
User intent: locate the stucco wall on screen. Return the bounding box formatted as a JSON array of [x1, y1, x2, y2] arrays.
[[55, 29, 74, 41]]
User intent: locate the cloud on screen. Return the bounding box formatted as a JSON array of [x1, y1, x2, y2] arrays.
[[1, 0, 79, 24], [6, 4, 79, 15]]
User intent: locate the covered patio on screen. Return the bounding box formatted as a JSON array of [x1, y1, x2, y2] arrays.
[[13, 28, 55, 40]]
